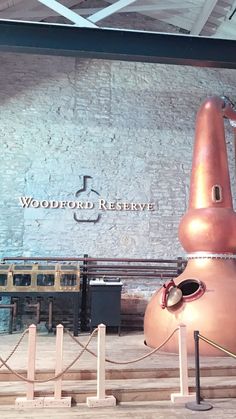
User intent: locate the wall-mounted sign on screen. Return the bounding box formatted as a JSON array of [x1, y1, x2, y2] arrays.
[[19, 197, 155, 211], [19, 176, 156, 223]]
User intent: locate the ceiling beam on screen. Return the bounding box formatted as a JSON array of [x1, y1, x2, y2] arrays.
[[0, 2, 198, 21], [0, 0, 25, 12], [37, 0, 97, 27], [0, 20, 235, 69], [191, 0, 218, 35], [89, 0, 138, 23], [75, 3, 198, 16], [0, 0, 83, 20]]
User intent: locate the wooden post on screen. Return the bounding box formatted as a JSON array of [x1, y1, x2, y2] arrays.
[[171, 324, 195, 403], [178, 324, 189, 396], [44, 324, 71, 408], [48, 298, 53, 332], [97, 323, 106, 400], [26, 324, 37, 400], [87, 324, 116, 407], [54, 324, 63, 399], [15, 324, 44, 408]]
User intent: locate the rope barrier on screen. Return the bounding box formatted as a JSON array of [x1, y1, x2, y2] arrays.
[[0, 328, 28, 369], [0, 323, 191, 410], [0, 328, 98, 384], [66, 327, 179, 365], [106, 327, 179, 364], [0, 326, 179, 384], [199, 333, 236, 359]]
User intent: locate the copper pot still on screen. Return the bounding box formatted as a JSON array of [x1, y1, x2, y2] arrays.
[[144, 96, 236, 355]]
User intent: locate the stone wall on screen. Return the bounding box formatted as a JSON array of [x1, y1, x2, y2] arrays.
[[0, 52, 235, 329]]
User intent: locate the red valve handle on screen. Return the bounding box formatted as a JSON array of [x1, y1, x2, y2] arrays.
[[161, 279, 176, 309]]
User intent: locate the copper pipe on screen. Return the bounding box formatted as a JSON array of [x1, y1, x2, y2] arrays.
[[36, 301, 40, 324], [179, 96, 236, 254], [189, 96, 235, 209], [0, 304, 16, 309], [27, 302, 41, 324], [12, 301, 17, 318], [48, 299, 53, 332]]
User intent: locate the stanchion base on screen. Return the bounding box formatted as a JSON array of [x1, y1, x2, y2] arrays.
[[87, 395, 116, 408], [44, 397, 72, 408], [15, 397, 44, 409], [185, 401, 213, 411], [171, 392, 196, 403]]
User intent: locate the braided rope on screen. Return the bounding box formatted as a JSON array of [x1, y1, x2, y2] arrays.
[[0, 328, 98, 383], [0, 326, 179, 382], [66, 329, 97, 357], [66, 327, 179, 365], [187, 252, 236, 260], [0, 328, 29, 370]]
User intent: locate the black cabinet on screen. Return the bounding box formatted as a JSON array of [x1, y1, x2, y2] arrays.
[[89, 280, 122, 334]]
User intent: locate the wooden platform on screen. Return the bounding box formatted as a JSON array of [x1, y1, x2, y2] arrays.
[[0, 399, 236, 419], [0, 330, 236, 405]]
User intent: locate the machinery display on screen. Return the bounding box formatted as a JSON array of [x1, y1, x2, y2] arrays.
[[144, 96, 236, 355], [0, 262, 80, 335], [0, 263, 80, 293], [0, 256, 184, 335]]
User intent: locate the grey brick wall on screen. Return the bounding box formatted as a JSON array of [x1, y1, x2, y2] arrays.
[[0, 53, 235, 260], [0, 53, 235, 321]]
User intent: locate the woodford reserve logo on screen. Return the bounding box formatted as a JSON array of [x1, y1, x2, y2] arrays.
[[19, 176, 155, 223]]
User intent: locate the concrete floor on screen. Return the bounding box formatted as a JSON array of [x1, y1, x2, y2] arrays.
[[0, 399, 236, 419]]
